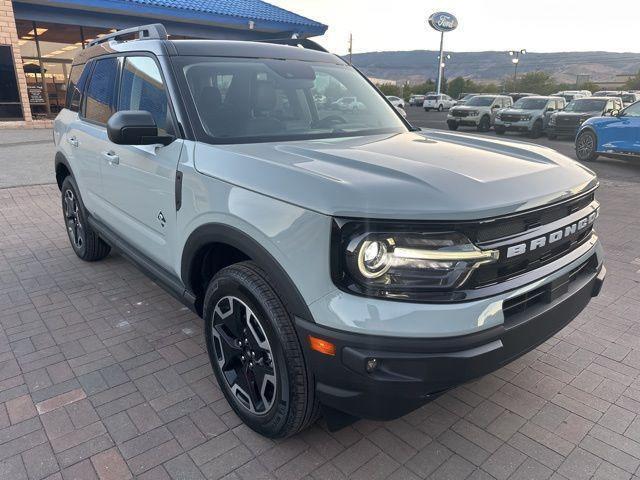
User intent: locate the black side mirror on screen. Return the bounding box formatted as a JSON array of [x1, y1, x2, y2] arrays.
[[610, 109, 620, 117], [107, 110, 174, 146]]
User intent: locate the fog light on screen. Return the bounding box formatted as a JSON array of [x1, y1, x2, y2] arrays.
[[365, 358, 378, 373]]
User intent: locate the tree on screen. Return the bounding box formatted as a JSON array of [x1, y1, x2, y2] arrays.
[[377, 83, 401, 97], [624, 71, 640, 90], [503, 71, 557, 94]]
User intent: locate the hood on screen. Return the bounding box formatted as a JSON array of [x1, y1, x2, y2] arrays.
[[500, 108, 538, 115], [193, 131, 597, 221], [452, 105, 485, 111], [555, 111, 599, 119]]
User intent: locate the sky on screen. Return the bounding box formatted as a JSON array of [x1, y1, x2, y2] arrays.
[[269, 0, 639, 55]]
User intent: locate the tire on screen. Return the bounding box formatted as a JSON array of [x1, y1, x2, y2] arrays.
[[203, 261, 319, 438], [447, 121, 458, 131], [438, 104, 444, 112], [575, 130, 599, 162], [547, 133, 557, 140], [60, 176, 110, 261], [424, 107, 430, 112], [529, 120, 543, 139], [478, 115, 491, 132], [495, 126, 506, 135]]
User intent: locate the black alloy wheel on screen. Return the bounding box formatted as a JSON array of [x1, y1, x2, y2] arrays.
[[203, 262, 319, 437], [210, 295, 277, 415], [575, 130, 599, 162], [60, 176, 110, 261]]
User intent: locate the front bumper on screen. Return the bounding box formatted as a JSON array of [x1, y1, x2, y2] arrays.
[[494, 119, 534, 132], [448, 117, 480, 127], [298, 255, 605, 421], [548, 124, 580, 138]]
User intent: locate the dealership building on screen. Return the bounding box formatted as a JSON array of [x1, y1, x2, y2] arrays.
[[0, 0, 326, 128]]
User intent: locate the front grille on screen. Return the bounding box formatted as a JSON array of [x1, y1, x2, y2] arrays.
[[469, 190, 598, 289], [500, 114, 524, 122], [475, 191, 595, 243], [452, 110, 469, 117], [503, 254, 597, 320], [557, 116, 581, 126]]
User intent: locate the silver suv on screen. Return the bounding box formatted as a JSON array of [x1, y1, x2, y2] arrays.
[[494, 96, 566, 138], [54, 25, 605, 438]]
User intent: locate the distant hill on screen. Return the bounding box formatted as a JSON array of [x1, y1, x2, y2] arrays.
[[347, 50, 640, 85]]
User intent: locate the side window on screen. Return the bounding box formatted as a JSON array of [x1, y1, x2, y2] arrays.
[[84, 57, 118, 124], [118, 56, 171, 135], [623, 102, 640, 117], [605, 100, 614, 112], [66, 63, 90, 112]]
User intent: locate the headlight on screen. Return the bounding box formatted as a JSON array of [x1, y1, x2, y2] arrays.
[[469, 110, 479, 116], [522, 115, 532, 121], [332, 222, 500, 300], [496, 113, 502, 120]]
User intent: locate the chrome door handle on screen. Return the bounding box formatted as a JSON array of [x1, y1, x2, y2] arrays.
[[102, 151, 120, 165], [67, 136, 79, 147]]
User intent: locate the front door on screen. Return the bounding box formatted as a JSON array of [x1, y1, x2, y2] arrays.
[[597, 101, 640, 154], [99, 55, 182, 271]]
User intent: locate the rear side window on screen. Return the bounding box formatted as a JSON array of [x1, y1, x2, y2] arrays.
[[84, 57, 118, 124], [66, 64, 90, 112], [118, 56, 171, 135]]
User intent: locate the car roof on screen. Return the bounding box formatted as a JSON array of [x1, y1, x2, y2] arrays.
[[73, 38, 344, 66]]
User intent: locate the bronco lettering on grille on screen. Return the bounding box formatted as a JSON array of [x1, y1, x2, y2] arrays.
[[506, 209, 598, 259]]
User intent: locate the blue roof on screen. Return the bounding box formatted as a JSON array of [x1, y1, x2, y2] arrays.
[[57, 0, 328, 36]]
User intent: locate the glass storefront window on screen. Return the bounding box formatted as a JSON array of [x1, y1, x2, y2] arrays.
[[14, 20, 113, 119]]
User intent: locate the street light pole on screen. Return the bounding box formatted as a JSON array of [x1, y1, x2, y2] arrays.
[[437, 52, 451, 93], [508, 49, 526, 89]]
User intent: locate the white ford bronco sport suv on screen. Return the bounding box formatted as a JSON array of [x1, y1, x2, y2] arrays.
[[54, 25, 605, 438]]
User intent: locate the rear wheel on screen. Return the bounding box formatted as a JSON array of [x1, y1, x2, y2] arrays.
[[203, 261, 319, 438], [60, 176, 110, 261], [447, 121, 458, 131], [575, 130, 599, 162]]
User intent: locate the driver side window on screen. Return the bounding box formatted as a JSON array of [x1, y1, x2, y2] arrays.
[[623, 102, 640, 117]]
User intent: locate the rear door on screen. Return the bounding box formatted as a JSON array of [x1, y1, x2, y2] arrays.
[[71, 57, 119, 214], [99, 55, 183, 270]]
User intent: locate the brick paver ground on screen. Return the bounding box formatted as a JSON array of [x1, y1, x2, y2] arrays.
[[1, 170, 640, 479]]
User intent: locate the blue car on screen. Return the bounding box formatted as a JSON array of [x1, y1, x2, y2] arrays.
[[575, 101, 640, 161]]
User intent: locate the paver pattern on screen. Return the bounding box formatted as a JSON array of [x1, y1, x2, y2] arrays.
[[1, 138, 640, 479]]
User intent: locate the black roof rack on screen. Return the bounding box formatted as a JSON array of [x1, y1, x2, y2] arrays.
[[87, 24, 168, 48], [258, 37, 328, 53]]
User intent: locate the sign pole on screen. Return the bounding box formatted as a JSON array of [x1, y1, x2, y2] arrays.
[[428, 12, 457, 96], [436, 31, 444, 95]]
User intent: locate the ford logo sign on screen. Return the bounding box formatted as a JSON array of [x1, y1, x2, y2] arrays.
[[428, 12, 458, 32]]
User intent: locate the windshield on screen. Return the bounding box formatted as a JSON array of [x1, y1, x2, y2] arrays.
[[461, 94, 477, 100], [564, 99, 606, 113], [465, 96, 495, 107], [512, 98, 548, 110], [177, 57, 407, 143], [425, 95, 438, 100]]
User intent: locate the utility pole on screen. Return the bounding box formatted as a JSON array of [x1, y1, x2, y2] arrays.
[[348, 33, 353, 65]]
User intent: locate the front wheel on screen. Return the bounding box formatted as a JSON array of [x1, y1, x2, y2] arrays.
[[424, 107, 430, 112], [447, 121, 459, 131], [60, 176, 110, 261], [203, 261, 319, 438], [529, 120, 543, 139], [478, 116, 491, 132], [575, 130, 599, 162]]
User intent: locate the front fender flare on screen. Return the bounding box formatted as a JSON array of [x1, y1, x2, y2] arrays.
[[181, 223, 314, 322]]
